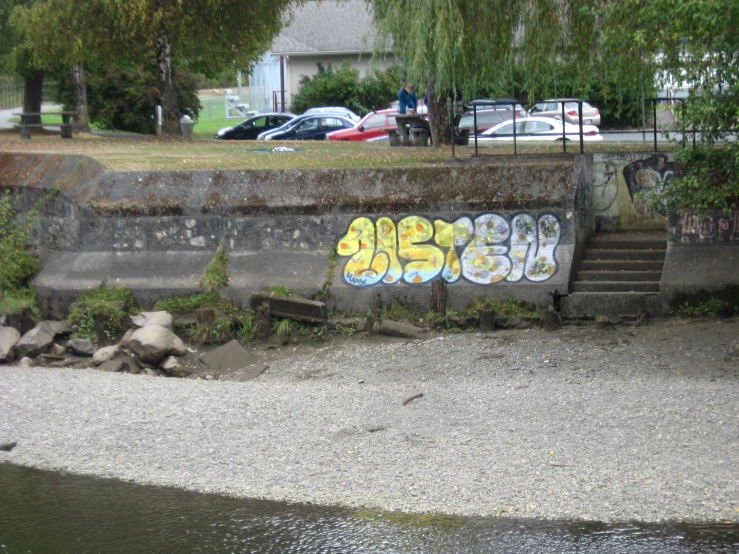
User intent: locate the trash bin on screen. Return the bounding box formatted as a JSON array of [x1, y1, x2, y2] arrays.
[[454, 128, 470, 146], [179, 114, 194, 138], [410, 127, 429, 147]]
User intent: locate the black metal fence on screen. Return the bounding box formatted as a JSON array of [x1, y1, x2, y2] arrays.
[[455, 97, 710, 156], [0, 83, 55, 110]]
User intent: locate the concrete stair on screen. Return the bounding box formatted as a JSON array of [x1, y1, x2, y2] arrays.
[[561, 231, 668, 318]]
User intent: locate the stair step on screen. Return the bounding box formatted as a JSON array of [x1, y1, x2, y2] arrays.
[[560, 292, 668, 318], [582, 249, 666, 261], [571, 281, 661, 293], [576, 270, 662, 282], [588, 238, 666, 250], [579, 260, 664, 271]]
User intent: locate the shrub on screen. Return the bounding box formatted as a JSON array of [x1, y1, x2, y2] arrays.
[[69, 285, 138, 344], [0, 188, 56, 293], [53, 64, 201, 134], [290, 61, 404, 115]]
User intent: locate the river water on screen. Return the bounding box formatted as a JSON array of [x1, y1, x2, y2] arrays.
[[1, 464, 737, 553]]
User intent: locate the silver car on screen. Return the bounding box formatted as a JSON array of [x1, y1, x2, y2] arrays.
[[528, 99, 601, 126]]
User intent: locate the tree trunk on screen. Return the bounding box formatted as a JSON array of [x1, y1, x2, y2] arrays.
[[426, 74, 452, 146], [155, 20, 180, 135], [23, 71, 44, 125], [71, 63, 90, 131]]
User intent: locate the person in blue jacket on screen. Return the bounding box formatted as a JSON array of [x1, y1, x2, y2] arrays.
[[398, 83, 417, 114]]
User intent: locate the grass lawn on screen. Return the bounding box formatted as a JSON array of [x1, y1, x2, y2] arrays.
[[0, 127, 678, 171]]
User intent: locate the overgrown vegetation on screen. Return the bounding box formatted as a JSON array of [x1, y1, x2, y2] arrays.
[[68, 284, 138, 344], [290, 61, 405, 115], [672, 287, 739, 319], [0, 189, 56, 293], [200, 239, 229, 294], [0, 286, 40, 319], [264, 286, 293, 297], [657, 144, 739, 214], [153, 292, 222, 313]]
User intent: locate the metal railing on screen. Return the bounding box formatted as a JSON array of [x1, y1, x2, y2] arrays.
[[0, 83, 55, 110], [456, 97, 718, 156]]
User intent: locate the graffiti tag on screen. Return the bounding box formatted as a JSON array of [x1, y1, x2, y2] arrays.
[[682, 211, 739, 241], [337, 214, 561, 287]]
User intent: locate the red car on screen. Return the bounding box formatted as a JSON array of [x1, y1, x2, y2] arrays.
[[326, 109, 399, 141]]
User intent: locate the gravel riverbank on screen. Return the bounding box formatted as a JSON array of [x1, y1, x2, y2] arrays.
[[1, 318, 738, 523]]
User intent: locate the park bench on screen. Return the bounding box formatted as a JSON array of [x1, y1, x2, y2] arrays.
[[13, 111, 75, 140]]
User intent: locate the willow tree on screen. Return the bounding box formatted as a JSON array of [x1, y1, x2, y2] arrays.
[[368, 0, 600, 146], [107, 0, 297, 134]]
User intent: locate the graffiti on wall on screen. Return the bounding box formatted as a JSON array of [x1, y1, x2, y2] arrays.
[[336, 213, 562, 287], [681, 211, 739, 241], [593, 153, 674, 222]]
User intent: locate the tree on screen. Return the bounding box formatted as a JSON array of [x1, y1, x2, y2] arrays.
[[368, 0, 600, 146], [107, 0, 298, 134]]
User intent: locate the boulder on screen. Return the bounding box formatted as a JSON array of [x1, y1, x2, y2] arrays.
[[141, 367, 168, 377], [200, 340, 252, 374], [99, 358, 126, 372], [0, 327, 21, 362], [729, 338, 739, 357], [378, 320, 428, 339], [49, 343, 66, 357], [18, 357, 32, 369], [93, 345, 120, 366], [130, 311, 173, 330], [16, 324, 55, 358], [119, 329, 135, 349], [67, 338, 97, 357], [128, 325, 187, 365], [160, 356, 192, 378]]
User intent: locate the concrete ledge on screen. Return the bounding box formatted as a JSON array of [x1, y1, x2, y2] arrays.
[[660, 244, 739, 303], [560, 292, 667, 318]]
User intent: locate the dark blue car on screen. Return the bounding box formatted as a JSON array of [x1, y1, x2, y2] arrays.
[[262, 115, 355, 140]]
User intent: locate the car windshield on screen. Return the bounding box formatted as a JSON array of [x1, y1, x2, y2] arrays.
[[491, 121, 525, 135]]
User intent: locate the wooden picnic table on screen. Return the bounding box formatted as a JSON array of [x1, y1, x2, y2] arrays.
[[13, 111, 75, 140], [394, 113, 429, 146]]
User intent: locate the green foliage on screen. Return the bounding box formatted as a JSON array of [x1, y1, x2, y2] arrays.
[[657, 144, 739, 213], [0, 286, 40, 320], [67, 64, 200, 134], [290, 61, 404, 115], [0, 188, 56, 293], [460, 298, 546, 319], [200, 239, 229, 294], [69, 284, 138, 344], [674, 299, 733, 319], [152, 292, 222, 313], [272, 318, 298, 341], [264, 286, 293, 297]]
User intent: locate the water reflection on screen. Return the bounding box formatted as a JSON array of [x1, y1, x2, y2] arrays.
[[1, 463, 737, 553]]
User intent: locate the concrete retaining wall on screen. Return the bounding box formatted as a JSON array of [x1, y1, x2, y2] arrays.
[[661, 209, 739, 304], [1, 152, 594, 318], [593, 152, 674, 231]]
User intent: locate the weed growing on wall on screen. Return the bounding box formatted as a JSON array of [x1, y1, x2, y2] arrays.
[[200, 239, 229, 294], [0, 188, 57, 293], [68, 285, 139, 344]]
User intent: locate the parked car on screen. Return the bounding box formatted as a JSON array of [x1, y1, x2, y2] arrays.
[[465, 98, 526, 117], [303, 106, 361, 123], [261, 114, 355, 140], [476, 117, 602, 142], [458, 108, 518, 136], [326, 109, 399, 141], [257, 111, 354, 140], [528, 99, 601, 126], [214, 113, 295, 140]]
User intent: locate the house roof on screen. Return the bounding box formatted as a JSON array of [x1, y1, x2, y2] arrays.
[[272, 0, 380, 56]]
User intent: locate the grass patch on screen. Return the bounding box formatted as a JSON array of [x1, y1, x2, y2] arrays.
[[200, 239, 229, 293], [459, 298, 546, 319], [264, 285, 293, 297], [153, 292, 222, 313], [68, 284, 139, 344], [0, 287, 40, 319]]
